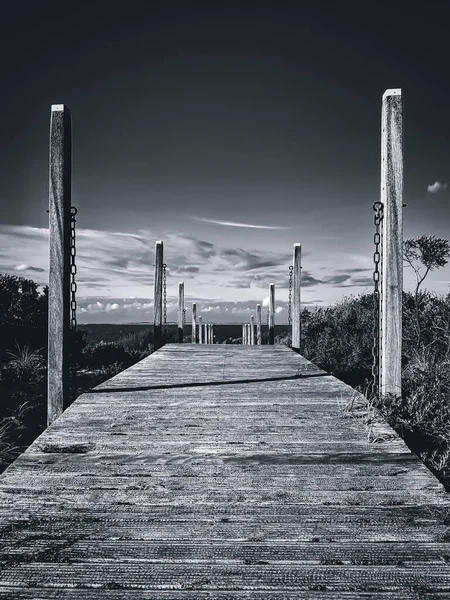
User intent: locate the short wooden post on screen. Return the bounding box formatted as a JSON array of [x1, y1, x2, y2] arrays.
[[211, 324, 214, 344], [199, 316, 203, 344], [256, 304, 262, 345], [269, 283, 275, 345], [153, 241, 164, 350], [250, 315, 255, 345], [292, 244, 302, 351], [192, 303, 197, 343], [48, 104, 72, 426], [207, 324, 211, 344], [380, 89, 403, 397], [242, 324, 245, 345], [178, 282, 184, 343]]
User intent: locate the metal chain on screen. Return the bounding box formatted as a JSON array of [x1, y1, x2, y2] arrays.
[[288, 265, 293, 326], [266, 309, 269, 327], [372, 201, 384, 396], [70, 206, 77, 402], [162, 263, 167, 335], [182, 308, 186, 326]]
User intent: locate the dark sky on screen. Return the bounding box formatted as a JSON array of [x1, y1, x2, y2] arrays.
[[1, 2, 450, 322]]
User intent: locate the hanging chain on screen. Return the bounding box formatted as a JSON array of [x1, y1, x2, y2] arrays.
[[182, 308, 186, 326], [266, 309, 269, 327], [288, 265, 293, 326], [162, 263, 167, 335], [372, 201, 384, 396], [69, 206, 78, 402]]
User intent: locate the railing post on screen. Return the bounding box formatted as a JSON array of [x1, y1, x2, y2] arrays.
[[199, 316, 203, 344], [292, 243, 302, 351], [250, 315, 255, 345], [256, 304, 262, 345], [48, 104, 71, 426], [153, 241, 163, 350], [192, 303, 197, 343], [242, 324, 245, 345], [211, 324, 214, 344], [178, 282, 184, 343], [269, 283, 275, 345], [380, 88, 403, 397]]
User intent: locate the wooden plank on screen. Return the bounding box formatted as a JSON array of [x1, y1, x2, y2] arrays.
[[191, 303, 197, 344], [256, 304, 262, 345], [177, 282, 184, 343], [0, 345, 449, 596], [269, 284, 275, 344], [380, 89, 403, 396], [153, 241, 163, 350], [48, 104, 71, 426], [292, 243, 301, 351]]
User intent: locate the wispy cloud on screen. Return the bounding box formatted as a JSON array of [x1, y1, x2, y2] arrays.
[[190, 216, 290, 230], [14, 264, 44, 273], [427, 181, 448, 193]]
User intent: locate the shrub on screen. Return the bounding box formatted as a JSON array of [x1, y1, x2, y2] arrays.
[[1, 344, 46, 385], [80, 341, 140, 370]]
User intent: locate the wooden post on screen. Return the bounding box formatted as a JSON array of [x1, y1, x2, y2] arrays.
[[242, 324, 245, 345], [250, 315, 255, 345], [153, 241, 163, 350], [48, 104, 71, 426], [380, 89, 403, 397], [246, 324, 251, 345], [211, 324, 214, 344], [292, 244, 302, 351], [207, 324, 211, 344], [256, 304, 262, 345], [192, 303, 197, 343], [178, 282, 184, 343], [199, 316, 203, 344], [269, 283, 275, 345]]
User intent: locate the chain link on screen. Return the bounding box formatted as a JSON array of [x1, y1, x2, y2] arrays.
[[162, 263, 167, 335], [266, 309, 269, 327], [288, 265, 293, 326], [69, 206, 77, 403], [182, 308, 186, 326], [372, 201, 384, 395]]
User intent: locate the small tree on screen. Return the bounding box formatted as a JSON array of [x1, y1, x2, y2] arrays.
[[403, 235, 450, 343]]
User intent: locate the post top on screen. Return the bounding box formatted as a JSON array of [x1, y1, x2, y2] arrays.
[[51, 104, 68, 112], [382, 88, 401, 99], [294, 243, 301, 247], [156, 240, 163, 245]]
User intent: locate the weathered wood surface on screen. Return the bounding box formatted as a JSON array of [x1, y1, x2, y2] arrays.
[[292, 243, 302, 351], [153, 241, 163, 350], [48, 104, 71, 426], [177, 282, 184, 343], [269, 284, 275, 344], [380, 88, 403, 396], [0, 344, 449, 598]]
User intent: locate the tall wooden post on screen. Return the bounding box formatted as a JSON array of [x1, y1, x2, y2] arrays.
[[192, 303, 197, 343], [292, 244, 302, 351], [48, 104, 72, 426], [153, 241, 163, 350], [380, 89, 403, 397], [269, 283, 275, 345], [199, 316, 203, 344], [256, 304, 262, 345], [178, 282, 184, 343], [250, 315, 255, 345]]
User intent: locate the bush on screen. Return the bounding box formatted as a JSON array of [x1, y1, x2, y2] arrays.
[[0, 344, 46, 385], [80, 341, 141, 370]]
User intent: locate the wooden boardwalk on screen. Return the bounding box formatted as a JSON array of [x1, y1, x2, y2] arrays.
[[1, 344, 450, 598]]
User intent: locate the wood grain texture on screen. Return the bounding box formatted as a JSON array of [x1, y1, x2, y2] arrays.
[[380, 89, 403, 396], [153, 241, 163, 350], [269, 284, 275, 344], [250, 316, 255, 345], [48, 104, 71, 426], [191, 303, 196, 344], [1, 344, 449, 598], [199, 317, 203, 344], [178, 282, 184, 343], [256, 304, 262, 345], [292, 244, 301, 351]]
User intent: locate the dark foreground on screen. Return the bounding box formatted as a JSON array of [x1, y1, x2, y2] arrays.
[[0, 344, 449, 598]]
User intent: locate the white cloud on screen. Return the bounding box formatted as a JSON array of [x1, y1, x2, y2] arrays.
[[190, 216, 290, 230], [427, 181, 448, 193], [262, 296, 270, 307], [276, 306, 284, 313]]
